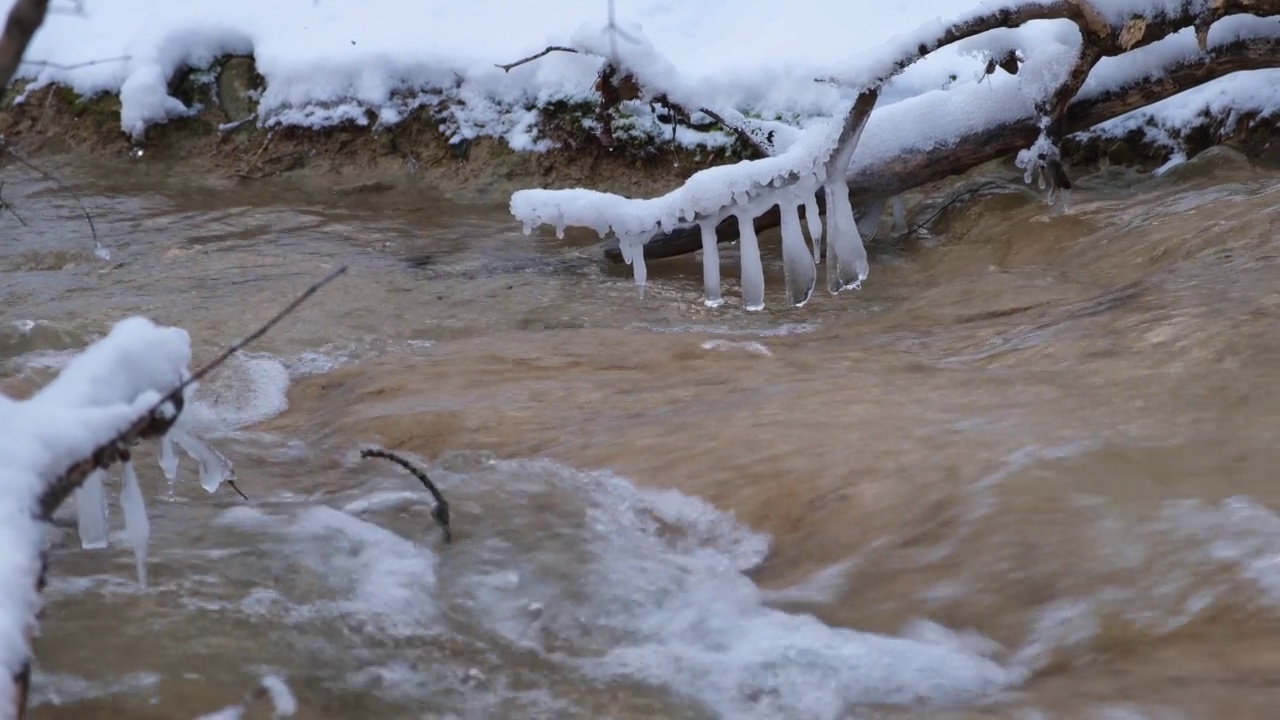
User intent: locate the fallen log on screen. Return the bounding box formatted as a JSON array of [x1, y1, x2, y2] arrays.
[[609, 34, 1280, 263]]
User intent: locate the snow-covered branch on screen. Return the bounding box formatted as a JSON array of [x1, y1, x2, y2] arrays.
[[631, 31, 1280, 262], [512, 0, 1280, 309], [0, 266, 346, 719]]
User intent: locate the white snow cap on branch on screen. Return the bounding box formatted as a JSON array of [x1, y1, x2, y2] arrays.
[[0, 316, 201, 712]]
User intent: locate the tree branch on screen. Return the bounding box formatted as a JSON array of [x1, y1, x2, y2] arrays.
[[0, 0, 48, 91], [494, 45, 579, 72]]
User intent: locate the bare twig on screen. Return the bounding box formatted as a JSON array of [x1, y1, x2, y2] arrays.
[[18, 54, 129, 71], [495, 46, 580, 73], [3, 148, 102, 256], [360, 448, 452, 543], [181, 266, 348, 396], [904, 180, 1003, 236], [0, 180, 27, 226], [226, 480, 250, 501]]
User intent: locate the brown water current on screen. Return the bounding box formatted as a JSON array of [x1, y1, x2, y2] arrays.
[[2, 147, 1279, 719]]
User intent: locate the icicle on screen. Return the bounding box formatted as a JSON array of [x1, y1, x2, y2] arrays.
[[699, 220, 724, 308], [735, 212, 766, 311], [823, 178, 868, 292], [554, 224, 565, 240], [855, 197, 885, 242], [170, 428, 235, 493], [75, 469, 109, 549], [803, 195, 823, 264], [822, 184, 842, 294], [159, 433, 179, 489], [891, 195, 908, 236], [779, 202, 816, 306], [120, 459, 150, 587], [632, 239, 648, 288]]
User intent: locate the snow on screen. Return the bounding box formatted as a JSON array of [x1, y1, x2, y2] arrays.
[[0, 316, 195, 713], [8, 0, 1280, 309]]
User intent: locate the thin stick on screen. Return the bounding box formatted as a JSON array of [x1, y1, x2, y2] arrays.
[[18, 54, 128, 71], [360, 448, 452, 543], [4, 148, 101, 256], [495, 46, 579, 72], [0, 180, 28, 226], [226, 480, 250, 501], [178, 265, 348, 395]]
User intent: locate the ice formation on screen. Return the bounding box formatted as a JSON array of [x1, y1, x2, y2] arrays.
[[511, 100, 873, 309], [508, 4, 1280, 309], [0, 316, 220, 712]]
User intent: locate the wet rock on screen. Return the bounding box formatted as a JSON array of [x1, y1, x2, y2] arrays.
[[331, 180, 395, 195], [1105, 139, 1137, 167], [217, 56, 260, 123]]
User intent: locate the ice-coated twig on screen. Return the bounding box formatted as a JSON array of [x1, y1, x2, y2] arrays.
[[360, 448, 452, 543]]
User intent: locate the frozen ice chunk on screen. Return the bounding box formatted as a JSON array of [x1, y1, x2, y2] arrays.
[[158, 433, 179, 486], [779, 202, 817, 306], [120, 459, 150, 587], [735, 213, 765, 311], [75, 470, 109, 550]]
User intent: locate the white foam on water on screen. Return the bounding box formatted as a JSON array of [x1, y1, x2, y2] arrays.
[[701, 339, 772, 356], [431, 459, 1022, 718], [214, 504, 440, 636], [631, 321, 820, 337], [185, 354, 291, 434], [28, 670, 161, 708]]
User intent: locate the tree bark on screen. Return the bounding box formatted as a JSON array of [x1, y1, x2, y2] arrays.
[[0, 0, 49, 91]]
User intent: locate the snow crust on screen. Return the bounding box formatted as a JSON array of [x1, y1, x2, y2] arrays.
[[0, 317, 195, 712]]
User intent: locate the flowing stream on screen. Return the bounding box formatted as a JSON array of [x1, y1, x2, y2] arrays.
[[2, 148, 1279, 719]]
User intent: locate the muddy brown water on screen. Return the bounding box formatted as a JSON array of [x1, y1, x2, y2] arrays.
[[2, 148, 1279, 720]]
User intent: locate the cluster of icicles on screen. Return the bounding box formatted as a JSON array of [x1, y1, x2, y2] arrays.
[[75, 420, 234, 587], [615, 173, 869, 310]]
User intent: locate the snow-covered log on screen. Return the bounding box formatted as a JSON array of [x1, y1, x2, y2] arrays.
[[511, 0, 1280, 309], [621, 32, 1280, 263]]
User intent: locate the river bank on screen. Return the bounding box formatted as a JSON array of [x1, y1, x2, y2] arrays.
[[5, 54, 1280, 217]]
